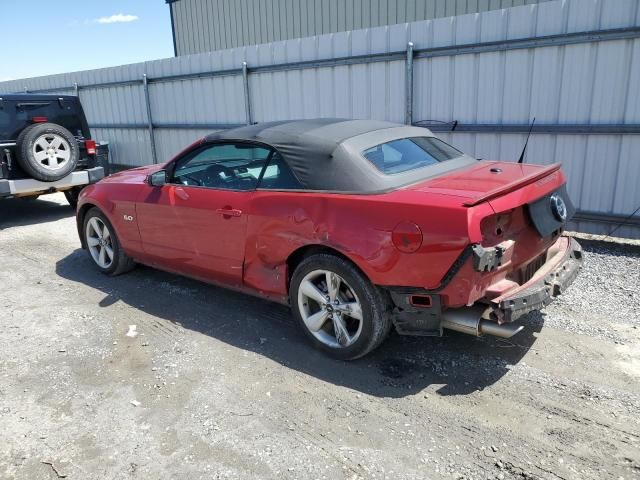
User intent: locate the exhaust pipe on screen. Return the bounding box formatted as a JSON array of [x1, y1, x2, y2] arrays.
[[441, 307, 524, 339]]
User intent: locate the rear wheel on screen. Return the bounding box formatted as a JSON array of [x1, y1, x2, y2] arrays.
[[83, 208, 135, 275], [290, 254, 392, 360]]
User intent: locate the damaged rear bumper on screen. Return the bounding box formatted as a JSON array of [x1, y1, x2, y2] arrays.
[[489, 236, 583, 323], [386, 235, 583, 338], [439, 236, 583, 338]]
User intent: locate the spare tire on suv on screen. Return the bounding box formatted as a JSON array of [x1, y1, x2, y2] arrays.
[[16, 122, 79, 182]]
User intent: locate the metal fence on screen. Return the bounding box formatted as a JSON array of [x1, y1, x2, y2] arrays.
[[1, 0, 639, 237]]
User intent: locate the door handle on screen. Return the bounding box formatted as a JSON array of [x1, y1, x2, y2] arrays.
[[174, 186, 189, 200], [216, 207, 243, 218]]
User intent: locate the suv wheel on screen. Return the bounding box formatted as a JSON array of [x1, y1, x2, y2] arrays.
[[16, 123, 79, 182], [290, 253, 392, 360], [83, 208, 135, 275]]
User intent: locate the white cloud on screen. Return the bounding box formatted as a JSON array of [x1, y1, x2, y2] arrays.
[[95, 13, 139, 24]]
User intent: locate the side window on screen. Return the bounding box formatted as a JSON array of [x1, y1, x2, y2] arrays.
[[258, 152, 302, 190], [171, 143, 272, 191]]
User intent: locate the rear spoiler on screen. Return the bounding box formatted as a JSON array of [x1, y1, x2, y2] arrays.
[[463, 163, 562, 207]]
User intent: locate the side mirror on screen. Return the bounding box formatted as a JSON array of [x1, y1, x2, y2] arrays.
[[148, 170, 167, 187]]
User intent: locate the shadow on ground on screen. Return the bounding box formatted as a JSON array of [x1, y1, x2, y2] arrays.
[[0, 196, 73, 229], [56, 249, 542, 399]]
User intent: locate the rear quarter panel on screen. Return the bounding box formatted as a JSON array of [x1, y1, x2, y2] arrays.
[[244, 190, 480, 299]]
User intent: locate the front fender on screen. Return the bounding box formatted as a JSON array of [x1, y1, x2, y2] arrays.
[[76, 182, 142, 255]]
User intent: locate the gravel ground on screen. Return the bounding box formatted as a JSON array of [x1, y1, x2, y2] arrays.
[[0, 193, 639, 480]]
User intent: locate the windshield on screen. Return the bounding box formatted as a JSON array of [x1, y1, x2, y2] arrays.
[[362, 136, 464, 175]]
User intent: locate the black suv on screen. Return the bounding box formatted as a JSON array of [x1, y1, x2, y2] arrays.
[[0, 94, 106, 207]]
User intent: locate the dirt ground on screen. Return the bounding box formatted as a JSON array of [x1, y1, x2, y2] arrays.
[[1, 193, 639, 480]]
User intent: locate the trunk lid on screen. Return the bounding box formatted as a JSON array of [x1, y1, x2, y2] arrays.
[[403, 159, 572, 243], [404, 160, 562, 206]]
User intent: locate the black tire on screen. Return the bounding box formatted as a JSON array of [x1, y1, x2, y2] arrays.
[[82, 207, 135, 276], [16, 123, 79, 182], [64, 187, 83, 210], [289, 253, 392, 360]]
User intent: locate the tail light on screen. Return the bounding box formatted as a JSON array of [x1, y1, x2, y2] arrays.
[[85, 139, 97, 155], [31, 116, 48, 123]]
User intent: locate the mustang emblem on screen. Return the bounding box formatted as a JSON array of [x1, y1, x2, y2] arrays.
[[550, 194, 567, 222]]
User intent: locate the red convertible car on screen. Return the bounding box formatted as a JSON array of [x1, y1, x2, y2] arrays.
[[76, 119, 582, 359]]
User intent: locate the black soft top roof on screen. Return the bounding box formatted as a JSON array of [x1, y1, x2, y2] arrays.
[[205, 118, 395, 154], [205, 118, 475, 193]]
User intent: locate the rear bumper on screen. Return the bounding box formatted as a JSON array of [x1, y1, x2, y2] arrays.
[[489, 236, 583, 323], [386, 235, 583, 338], [0, 167, 104, 198]]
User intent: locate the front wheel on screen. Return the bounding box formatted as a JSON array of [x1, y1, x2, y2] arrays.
[[290, 254, 392, 360], [83, 208, 135, 275]]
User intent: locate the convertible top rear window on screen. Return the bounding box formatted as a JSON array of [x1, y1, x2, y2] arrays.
[[362, 137, 463, 175]]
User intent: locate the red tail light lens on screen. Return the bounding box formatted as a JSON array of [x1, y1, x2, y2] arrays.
[[85, 140, 97, 155], [31, 116, 48, 123]]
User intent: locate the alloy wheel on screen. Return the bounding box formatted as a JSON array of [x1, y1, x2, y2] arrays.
[[86, 217, 114, 269], [32, 133, 71, 171], [297, 269, 363, 348]]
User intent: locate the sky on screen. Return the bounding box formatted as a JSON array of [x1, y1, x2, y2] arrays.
[[0, 0, 174, 81]]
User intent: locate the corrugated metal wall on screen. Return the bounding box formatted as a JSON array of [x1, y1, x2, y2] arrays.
[[1, 0, 639, 237], [170, 0, 551, 55]]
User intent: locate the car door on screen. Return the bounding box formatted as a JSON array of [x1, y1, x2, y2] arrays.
[[135, 142, 273, 287]]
